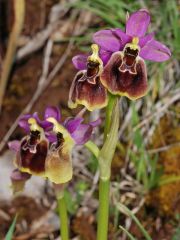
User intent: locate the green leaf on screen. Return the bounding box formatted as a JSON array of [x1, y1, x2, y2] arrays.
[[5, 215, 17, 240], [117, 203, 152, 240], [120, 226, 137, 240]]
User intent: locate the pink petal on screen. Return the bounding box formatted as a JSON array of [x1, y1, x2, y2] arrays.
[[99, 49, 112, 65], [140, 39, 171, 62], [93, 29, 121, 52], [113, 29, 131, 49], [44, 106, 61, 121], [64, 117, 84, 134], [72, 54, 88, 70], [18, 114, 32, 132], [11, 169, 31, 181], [126, 9, 150, 37], [8, 140, 21, 153], [90, 118, 102, 127], [139, 32, 154, 48], [70, 118, 101, 145], [71, 124, 92, 145]]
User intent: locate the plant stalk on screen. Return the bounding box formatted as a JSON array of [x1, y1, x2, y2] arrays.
[[97, 178, 110, 240], [97, 96, 119, 240], [57, 193, 69, 240], [104, 94, 117, 140]]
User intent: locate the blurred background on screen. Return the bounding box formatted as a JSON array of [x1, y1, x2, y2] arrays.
[[0, 0, 179, 239]]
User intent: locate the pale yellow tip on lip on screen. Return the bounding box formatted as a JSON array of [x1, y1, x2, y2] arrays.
[[46, 117, 58, 125], [88, 44, 103, 68], [46, 117, 61, 134], [47, 117, 68, 137], [28, 117, 42, 132], [132, 37, 139, 45], [124, 36, 140, 51], [91, 43, 99, 54]]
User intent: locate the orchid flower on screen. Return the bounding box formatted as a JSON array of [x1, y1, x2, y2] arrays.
[[94, 9, 171, 99], [9, 107, 101, 187], [68, 44, 108, 111]]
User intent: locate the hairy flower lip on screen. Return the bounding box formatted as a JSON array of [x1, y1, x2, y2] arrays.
[[68, 70, 108, 111], [15, 135, 49, 176], [101, 51, 148, 100]]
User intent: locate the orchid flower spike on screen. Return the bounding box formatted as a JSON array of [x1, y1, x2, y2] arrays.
[[68, 44, 108, 111], [8, 107, 101, 187]]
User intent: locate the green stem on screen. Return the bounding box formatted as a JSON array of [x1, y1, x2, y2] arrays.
[[104, 94, 117, 141], [97, 178, 110, 240], [57, 194, 69, 240], [97, 96, 119, 240], [85, 140, 100, 158]]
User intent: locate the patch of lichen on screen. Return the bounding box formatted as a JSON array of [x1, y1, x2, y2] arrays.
[[147, 114, 180, 216], [146, 182, 180, 216]]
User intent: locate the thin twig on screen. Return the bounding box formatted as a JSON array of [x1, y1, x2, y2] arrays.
[[147, 142, 180, 154], [133, 92, 180, 131], [0, 0, 25, 112]]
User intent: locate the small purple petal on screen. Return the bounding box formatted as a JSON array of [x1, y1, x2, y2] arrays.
[[72, 54, 88, 70], [140, 39, 171, 62], [39, 120, 52, 130], [11, 169, 31, 181], [126, 9, 150, 37], [8, 140, 21, 153], [93, 30, 121, 52], [113, 29, 131, 49], [139, 32, 154, 48], [89, 118, 102, 127], [70, 118, 101, 145], [44, 106, 61, 122], [71, 124, 93, 145], [99, 49, 113, 66], [64, 117, 84, 134], [45, 132, 57, 143], [18, 114, 32, 132]]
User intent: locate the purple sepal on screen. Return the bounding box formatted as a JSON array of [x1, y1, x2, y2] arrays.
[[44, 106, 61, 121], [18, 114, 32, 132], [72, 54, 88, 70], [11, 169, 31, 181], [70, 118, 101, 145], [93, 29, 121, 52], [64, 117, 84, 134], [8, 140, 21, 153], [126, 9, 150, 37], [45, 132, 57, 143], [139, 32, 154, 48], [89, 118, 102, 127], [113, 29, 131, 47], [140, 39, 171, 62], [99, 49, 113, 65]]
